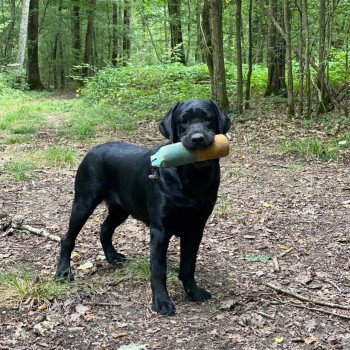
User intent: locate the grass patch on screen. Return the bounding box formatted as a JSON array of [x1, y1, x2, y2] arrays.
[[114, 257, 178, 286], [2, 160, 36, 181], [10, 126, 37, 135], [60, 100, 136, 139], [214, 195, 231, 217], [0, 268, 70, 308], [1, 134, 33, 145], [285, 163, 304, 172], [34, 145, 79, 168], [279, 133, 350, 161]]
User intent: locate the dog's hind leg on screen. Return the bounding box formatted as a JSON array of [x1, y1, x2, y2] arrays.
[[55, 196, 99, 281], [100, 201, 128, 264]]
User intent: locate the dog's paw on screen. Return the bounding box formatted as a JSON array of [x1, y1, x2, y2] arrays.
[[105, 251, 127, 264], [54, 268, 74, 282], [187, 287, 211, 302], [152, 298, 176, 316]]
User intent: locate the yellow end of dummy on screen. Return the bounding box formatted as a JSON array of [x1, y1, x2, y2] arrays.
[[195, 134, 230, 162]]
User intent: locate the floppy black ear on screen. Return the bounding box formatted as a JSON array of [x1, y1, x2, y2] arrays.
[[210, 100, 231, 134], [159, 102, 180, 142]]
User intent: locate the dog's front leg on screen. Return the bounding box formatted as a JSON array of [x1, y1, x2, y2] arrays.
[[149, 227, 175, 316], [179, 229, 212, 302]]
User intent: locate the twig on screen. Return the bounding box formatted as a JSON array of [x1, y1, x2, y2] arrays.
[[265, 282, 350, 310], [22, 224, 61, 242], [272, 256, 280, 272], [289, 302, 350, 321], [255, 311, 275, 320], [279, 247, 294, 257], [83, 302, 122, 307]]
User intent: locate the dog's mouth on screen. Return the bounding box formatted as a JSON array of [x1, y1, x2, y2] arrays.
[[180, 133, 214, 150]]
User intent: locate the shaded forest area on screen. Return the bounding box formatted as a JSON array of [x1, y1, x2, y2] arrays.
[[0, 0, 349, 118]]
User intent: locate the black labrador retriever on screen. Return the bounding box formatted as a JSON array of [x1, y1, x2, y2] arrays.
[[55, 98, 231, 316]]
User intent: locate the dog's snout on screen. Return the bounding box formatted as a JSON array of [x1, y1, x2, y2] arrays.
[[191, 133, 205, 144]]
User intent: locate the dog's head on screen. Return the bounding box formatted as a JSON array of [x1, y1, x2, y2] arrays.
[[159, 99, 231, 150]]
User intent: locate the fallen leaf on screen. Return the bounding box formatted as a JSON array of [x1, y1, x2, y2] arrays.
[[263, 202, 272, 208], [279, 245, 289, 250], [96, 254, 106, 261], [37, 304, 47, 311], [77, 261, 93, 270], [71, 251, 80, 259], [113, 332, 127, 339], [305, 335, 321, 345], [274, 337, 284, 344], [75, 304, 89, 315], [243, 255, 271, 263], [118, 344, 147, 350]]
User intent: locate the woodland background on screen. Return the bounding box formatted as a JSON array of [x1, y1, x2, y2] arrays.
[[0, 0, 349, 118]]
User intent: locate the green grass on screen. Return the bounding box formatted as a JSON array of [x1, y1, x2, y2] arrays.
[[285, 163, 304, 172], [1, 134, 33, 145], [0, 268, 70, 308], [114, 257, 178, 286], [279, 134, 350, 161], [2, 160, 36, 181], [214, 195, 231, 217], [35, 145, 79, 168]]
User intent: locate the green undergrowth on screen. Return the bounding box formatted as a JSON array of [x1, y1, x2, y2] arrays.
[[279, 132, 350, 161], [0, 267, 70, 308], [2, 160, 36, 181]]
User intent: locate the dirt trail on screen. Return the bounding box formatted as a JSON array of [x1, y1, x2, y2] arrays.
[[1, 110, 349, 350]]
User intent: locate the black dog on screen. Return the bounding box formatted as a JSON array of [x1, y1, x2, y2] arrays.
[[55, 99, 231, 315]]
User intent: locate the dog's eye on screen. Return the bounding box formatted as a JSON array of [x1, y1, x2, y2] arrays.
[[181, 119, 188, 125], [204, 116, 211, 123]]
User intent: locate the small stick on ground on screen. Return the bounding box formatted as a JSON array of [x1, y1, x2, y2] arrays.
[[22, 224, 61, 243], [272, 256, 280, 272], [279, 247, 294, 257], [289, 303, 350, 321], [265, 282, 350, 310]]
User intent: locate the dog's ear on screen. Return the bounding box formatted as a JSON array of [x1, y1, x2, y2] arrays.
[[159, 102, 180, 142], [210, 100, 231, 134]]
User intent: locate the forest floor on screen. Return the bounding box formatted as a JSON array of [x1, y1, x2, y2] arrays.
[[0, 96, 350, 350]]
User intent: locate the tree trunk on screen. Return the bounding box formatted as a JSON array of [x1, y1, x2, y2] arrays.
[[316, 0, 327, 114], [27, 0, 44, 90], [71, 4, 81, 64], [195, 0, 203, 62], [16, 0, 31, 70], [210, 0, 229, 110], [283, 0, 294, 116], [245, 0, 253, 109], [168, 0, 186, 64], [265, 0, 286, 97], [4, 0, 16, 61], [83, 0, 96, 77], [112, 1, 118, 66], [122, 0, 131, 65], [235, 0, 243, 114], [303, 0, 311, 117], [297, 0, 303, 116], [201, 0, 214, 92]]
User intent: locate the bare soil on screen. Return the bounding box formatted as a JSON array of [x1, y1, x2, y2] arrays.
[[1, 107, 349, 350]]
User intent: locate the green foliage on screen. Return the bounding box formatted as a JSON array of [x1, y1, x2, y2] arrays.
[[0, 267, 69, 307], [61, 99, 133, 138], [2, 160, 36, 181], [36, 145, 79, 168], [0, 66, 28, 92], [279, 134, 350, 161]]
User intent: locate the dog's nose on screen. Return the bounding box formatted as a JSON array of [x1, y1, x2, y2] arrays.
[[191, 133, 205, 145]]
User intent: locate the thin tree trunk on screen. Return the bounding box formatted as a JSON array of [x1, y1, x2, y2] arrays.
[[245, 0, 253, 109], [168, 0, 186, 64], [83, 0, 96, 77], [210, 0, 229, 110], [4, 0, 16, 61], [283, 0, 294, 116], [297, 0, 304, 116], [58, 0, 65, 89], [303, 0, 311, 117], [236, 0, 243, 114], [201, 0, 214, 92], [112, 1, 118, 66], [27, 0, 44, 90], [71, 4, 81, 64], [16, 0, 30, 70], [316, 0, 327, 114], [122, 0, 131, 65], [195, 0, 203, 62]]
